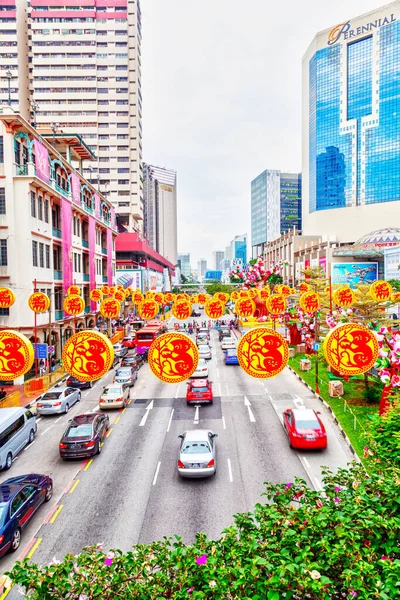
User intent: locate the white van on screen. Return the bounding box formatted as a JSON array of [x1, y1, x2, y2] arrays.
[[0, 408, 37, 471]]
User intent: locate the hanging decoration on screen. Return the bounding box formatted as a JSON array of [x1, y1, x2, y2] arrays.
[[266, 294, 287, 316], [148, 332, 199, 383], [235, 297, 256, 318], [132, 291, 144, 304], [108, 286, 116, 296], [154, 292, 164, 305], [0, 288, 16, 309], [164, 292, 174, 303], [64, 295, 85, 316], [197, 293, 208, 305], [239, 290, 250, 299], [28, 292, 50, 313], [237, 328, 289, 379], [333, 286, 355, 307], [190, 295, 198, 304], [90, 289, 103, 303], [67, 285, 81, 296], [230, 290, 240, 302], [259, 287, 271, 300], [0, 330, 35, 381], [204, 299, 225, 319], [101, 285, 110, 296], [138, 300, 159, 320], [172, 299, 192, 320], [100, 298, 121, 319], [370, 280, 392, 302], [62, 330, 114, 382], [215, 292, 229, 303], [113, 289, 125, 303], [299, 282, 310, 294], [280, 284, 292, 297], [323, 323, 379, 376], [299, 291, 320, 313]]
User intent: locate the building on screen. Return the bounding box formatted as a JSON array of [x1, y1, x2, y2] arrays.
[[303, 1, 400, 241], [213, 251, 224, 271], [0, 109, 117, 366], [198, 259, 207, 280], [231, 234, 247, 265], [177, 253, 191, 278], [251, 170, 302, 256], [205, 270, 222, 281], [143, 163, 177, 264], [0, 0, 143, 232]]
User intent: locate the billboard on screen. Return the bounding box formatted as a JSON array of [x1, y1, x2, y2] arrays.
[[384, 247, 400, 281], [332, 262, 378, 288], [116, 269, 143, 291]]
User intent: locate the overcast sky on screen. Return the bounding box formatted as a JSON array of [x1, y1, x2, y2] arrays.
[[141, 0, 381, 268]]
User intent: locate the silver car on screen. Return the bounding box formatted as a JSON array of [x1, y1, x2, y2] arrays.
[[191, 358, 209, 378], [113, 367, 138, 387], [177, 429, 217, 478], [36, 386, 81, 415], [99, 383, 130, 409], [198, 344, 212, 360]]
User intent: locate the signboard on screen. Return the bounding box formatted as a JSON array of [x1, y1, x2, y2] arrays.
[[116, 268, 143, 292], [34, 343, 48, 359], [48, 345, 55, 355], [313, 342, 320, 351], [384, 247, 400, 281], [332, 262, 378, 289]]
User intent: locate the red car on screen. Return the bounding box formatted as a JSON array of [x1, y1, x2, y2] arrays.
[[283, 408, 327, 450], [186, 379, 213, 405], [122, 335, 136, 349]]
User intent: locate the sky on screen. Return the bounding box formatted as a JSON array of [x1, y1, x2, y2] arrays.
[[141, 0, 383, 268]]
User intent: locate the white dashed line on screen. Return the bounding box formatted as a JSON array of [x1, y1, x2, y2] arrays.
[[314, 477, 323, 490], [193, 405, 200, 424], [222, 415, 226, 430], [24, 441, 35, 450], [227, 458, 233, 482], [167, 408, 174, 432], [175, 383, 181, 399], [83, 391, 91, 397], [54, 416, 63, 423], [41, 426, 52, 436], [152, 461, 161, 485], [90, 405, 100, 413], [302, 456, 311, 468], [36, 417, 42, 424]]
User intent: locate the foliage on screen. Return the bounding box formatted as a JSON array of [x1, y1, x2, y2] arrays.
[[367, 399, 400, 467], [229, 257, 289, 288], [8, 464, 400, 600], [363, 384, 383, 404], [388, 279, 400, 292], [180, 273, 188, 284], [205, 282, 236, 296]]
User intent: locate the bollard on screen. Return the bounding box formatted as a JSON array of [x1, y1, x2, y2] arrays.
[[354, 414, 357, 430]]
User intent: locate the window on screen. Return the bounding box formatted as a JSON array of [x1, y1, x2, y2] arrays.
[[38, 196, 43, 221], [0, 416, 24, 450], [31, 190, 36, 217], [0, 188, 5, 214], [0, 308, 9, 316], [78, 254, 81, 273], [45, 244, 50, 268], [74, 252, 77, 272], [44, 198, 49, 222], [118, 168, 129, 173], [32, 240, 38, 266], [39, 242, 44, 268], [0, 239, 7, 266], [0, 136, 3, 163], [118, 180, 129, 185]]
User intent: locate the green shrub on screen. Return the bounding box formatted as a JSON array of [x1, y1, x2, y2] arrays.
[[363, 385, 383, 404], [367, 399, 400, 467]]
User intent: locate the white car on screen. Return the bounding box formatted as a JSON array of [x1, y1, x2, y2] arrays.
[[99, 383, 130, 409], [198, 344, 212, 360], [191, 359, 209, 378], [221, 337, 236, 350]]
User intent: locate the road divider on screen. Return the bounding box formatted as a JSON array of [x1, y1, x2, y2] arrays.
[[69, 480, 79, 494], [49, 505, 63, 524]]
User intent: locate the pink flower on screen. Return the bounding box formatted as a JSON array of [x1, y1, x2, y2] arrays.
[[284, 482, 293, 489], [380, 555, 390, 561], [334, 486, 341, 492], [349, 591, 358, 597], [334, 497, 341, 503], [187, 587, 194, 595], [391, 375, 400, 387], [196, 554, 207, 565], [104, 557, 113, 566]]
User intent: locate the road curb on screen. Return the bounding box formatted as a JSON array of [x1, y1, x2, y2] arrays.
[[26, 375, 69, 410], [286, 364, 360, 461]]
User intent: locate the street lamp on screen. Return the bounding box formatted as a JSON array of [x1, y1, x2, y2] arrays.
[[5, 71, 12, 106], [51, 122, 59, 147], [30, 99, 39, 129]]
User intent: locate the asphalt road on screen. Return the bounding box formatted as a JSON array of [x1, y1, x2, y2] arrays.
[[0, 316, 353, 596]]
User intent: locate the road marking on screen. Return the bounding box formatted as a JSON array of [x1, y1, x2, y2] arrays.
[[0, 586, 11, 599], [50, 505, 63, 524], [217, 382, 222, 397], [216, 368, 219, 379], [264, 384, 269, 393], [167, 408, 174, 432], [83, 391, 91, 396], [54, 416, 63, 423], [152, 461, 161, 485], [106, 428, 113, 438], [302, 456, 310, 468], [27, 537, 42, 559], [63, 480, 74, 495], [35, 417, 42, 423], [244, 396, 256, 422], [84, 459, 93, 470], [293, 397, 304, 408], [175, 383, 181, 399], [115, 416, 121, 424], [90, 405, 99, 413], [193, 405, 200, 424], [121, 407, 126, 414], [69, 480, 79, 494], [222, 415, 226, 430], [41, 426, 52, 436], [139, 399, 153, 427], [227, 458, 233, 482], [314, 477, 323, 490], [18, 537, 37, 560], [24, 440, 35, 450], [225, 382, 230, 396]]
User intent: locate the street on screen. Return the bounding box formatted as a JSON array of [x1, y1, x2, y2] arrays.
[[0, 318, 353, 594]]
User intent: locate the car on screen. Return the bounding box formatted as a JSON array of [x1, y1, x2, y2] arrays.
[[113, 366, 138, 387], [177, 429, 217, 478], [113, 343, 128, 358], [225, 348, 239, 365], [120, 353, 144, 369], [198, 344, 212, 360], [59, 412, 110, 459], [218, 327, 231, 341], [186, 379, 213, 404], [196, 333, 209, 346], [191, 358, 209, 378], [197, 327, 210, 339], [66, 376, 93, 390], [191, 310, 201, 317], [36, 386, 81, 415], [221, 337, 236, 351], [99, 383, 130, 409], [0, 474, 53, 557], [121, 335, 136, 349], [283, 408, 327, 450]]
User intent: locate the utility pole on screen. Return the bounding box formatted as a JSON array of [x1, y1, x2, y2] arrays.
[[30, 99, 39, 129], [5, 71, 12, 106]]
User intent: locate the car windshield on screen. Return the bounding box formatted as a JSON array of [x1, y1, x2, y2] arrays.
[[296, 418, 320, 430], [182, 441, 211, 454], [117, 369, 131, 375], [226, 350, 236, 356], [198, 346, 210, 351], [43, 392, 62, 400], [66, 424, 93, 438], [103, 387, 121, 395], [191, 387, 209, 393], [196, 360, 207, 369]]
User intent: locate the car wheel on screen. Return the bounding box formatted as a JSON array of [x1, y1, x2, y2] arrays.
[[96, 441, 102, 455], [44, 482, 53, 502], [10, 528, 21, 552], [4, 452, 12, 470], [64, 403, 70, 414], [89, 381, 93, 388], [28, 429, 35, 444]]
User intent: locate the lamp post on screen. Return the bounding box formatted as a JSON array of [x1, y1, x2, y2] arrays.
[[51, 122, 59, 148], [5, 71, 12, 106], [30, 99, 39, 129]]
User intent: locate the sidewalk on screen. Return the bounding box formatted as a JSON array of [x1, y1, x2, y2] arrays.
[[1, 368, 68, 411]]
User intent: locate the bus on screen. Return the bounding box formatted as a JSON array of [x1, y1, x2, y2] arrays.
[[135, 321, 166, 350]]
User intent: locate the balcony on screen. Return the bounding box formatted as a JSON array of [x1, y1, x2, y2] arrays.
[[101, 247, 107, 255], [54, 182, 69, 199], [55, 310, 64, 321], [83, 204, 94, 216], [83, 273, 90, 282], [15, 164, 28, 176], [84, 306, 90, 314], [82, 239, 89, 248], [52, 227, 62, 239], [102, 275, 107, 283], [54, 270, 63, 280]]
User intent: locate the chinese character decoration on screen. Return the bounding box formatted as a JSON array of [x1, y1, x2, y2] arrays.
[[266, 294, 287, 316], [62, 330, 114, 382], [101, 285, 110, 296], [197, 293, 208, 305], [239, 290, 250, 299], [392, 291, 400, 304], [324, 323, 379, 376], [113, 290, 125, 303], [299, 292, 320, 313], [230, 290, 240, 302], [259, 287, 271, 300], [154, 292, 164, 305], [90, 289, 103, 303], [67, 285, 81, 296], [205, 299, 225, 319], [0, 288, 16, 309], [237, 329, 289, 379], [0, 330, 35, 380], [117, 285, 124, 291], [100, 298, 121, 319], [299, 282, 310, 294], [28, 292, 50, 313], [235, 297, 256, 318], [215, 292, 229, 303], [334, 286, 355, 307], [132, 291, 144, 304], [190, 295, 198, 304], [108, 286, 116, 296], [172, 299, 192, 320], [148, 332, 199, 383], [370, 280, 392, 302], [146, 291, 155, 299], [139, 300, 159, 320], [64, 295, 85, 316], [176, 293, 190, 302], [247, 288, 258, 299], [280, 284, 292, 297], [164, 292, 174, 303]]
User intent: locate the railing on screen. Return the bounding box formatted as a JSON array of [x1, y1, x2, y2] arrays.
[[83, 273, 90, 281], [101, 247, 107, 255], [103, 218, 111, 226], [84, 306, 91, 313], [84, 204, 94, 215], [54, 182, 69, 198], [15, 164, 28, 176], [55, 310, 64, 320], [54, 270, 63, 281], [24, 367, 67, 398], [82, 239, 89, 248], [52, 227, 62, 238], [102, 275, 108, 283], [110, 331, 124, 345]]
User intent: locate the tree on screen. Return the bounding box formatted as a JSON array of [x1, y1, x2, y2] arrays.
[[205, 282, 236, 295], [388, 279, 400, 293]]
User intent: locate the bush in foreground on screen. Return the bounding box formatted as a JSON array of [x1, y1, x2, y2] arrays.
[[8, 464, 400, 599]]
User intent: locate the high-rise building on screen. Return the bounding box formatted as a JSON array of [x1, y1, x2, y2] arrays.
[[143, 164, 177, 265], [198, 259, 207, 280], [230, 234, 247, 265], [0, 0, 143, 232], [303, 1, 400, 241], [177, 253, 191, 278], [213, 251, 224, 270], [251, 170, 302, 256]]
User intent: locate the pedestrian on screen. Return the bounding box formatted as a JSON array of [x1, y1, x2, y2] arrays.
[[0, 387, 6, 401], [39, 360, 45, 377]]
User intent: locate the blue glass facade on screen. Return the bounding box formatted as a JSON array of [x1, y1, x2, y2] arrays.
[[251, 171, 267, 246], [234, 240, 247, 264], [280, 173, 302, 234]]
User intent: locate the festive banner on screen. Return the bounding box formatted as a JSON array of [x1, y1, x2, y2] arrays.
[[107, 228, 113, 285], [33, 139, 50, 184], [237, 329, 288, 379], [62, 331, 114, 382], [94, 194, 101, 220], [89, 216, 96, 311], [148, 333, 199, 383], [0, 330, 34, 381], [70, 172, 81, 206], [324, 323, 379, 376], [0, 288, 16, 308], [61, 198, 73, 311], [28, 292, 50, 313]]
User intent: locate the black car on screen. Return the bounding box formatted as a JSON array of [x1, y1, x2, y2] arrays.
[[219, 328, 231, 342], [121, 354, 144, 369], [192, 310, 201, 317], [0, 474, 53, 557], [66, 376, 93, 390], [59, 413, 110, 459]]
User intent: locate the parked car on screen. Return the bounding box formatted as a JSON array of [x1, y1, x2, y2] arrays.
[[283, 408, 327, 450], [59, 412, 110, 459], [113, 343, 128, 359], [121, 335, 136, 349], [224, 348, 239, 365], [221, 337, 236, 351], [36, 386, 81, 415], [66, 376, 93, 390], [186, 379, 213, 404], [191, 358, 209, 378], [192, 310, 201, 317], [177, 430, 217, 478], [0, 474, 52, 556], [99, 383, 130, 409], [198, 344, 212, 360], [121, 353, 144, 369], [113, 366, 138, 387], [0, 408, 37, 471]]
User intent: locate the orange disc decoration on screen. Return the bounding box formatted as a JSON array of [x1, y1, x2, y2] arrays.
[[0, 330, 35, 381], [90, 289, 103, 303], [259, 287, 271, 300], [100, 297, 121, 319], [197, 293, 208, 305], [62, 330, 114, 382], [139, 300, 159, 320], [113, 290, 125, 302], [164, 292, 174, 303], [230, 290, 240, 302], [334, 287, 355, 307], [154, 292, 164, 304], [299, 292, 320, 313], [237, 328, 288, 379], [324, 323, 379, 376], [124, 289, 131, 298], [67, 285, 81, 296], [239, 290, 250, 299], [266, 294, 287, 316], [280, 285, 292, 297], [64, 295, 85, 316], [101, 285, 110, 296], [117, 284, 124, 291], [215, 292, 229, 303], [109, 286, 116, 296], [148, 332, 199, 383], [172, 299, 192, 320], [299, 282, 310, 294], [392, 291, 400, 304], [370, 280, 392, 302], [205, 299, 225, 319], [132, 291, 144, 304], [0, 288, 16, 309], [235, 297, 256, 318], [190, 295, 198, 304], [28, 292, 50, 313]]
